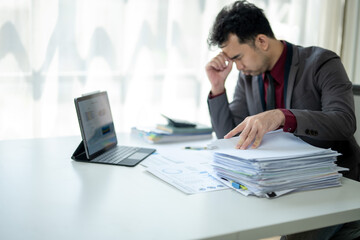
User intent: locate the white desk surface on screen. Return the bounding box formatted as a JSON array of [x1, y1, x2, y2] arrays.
[[0, 133, 359, 240]]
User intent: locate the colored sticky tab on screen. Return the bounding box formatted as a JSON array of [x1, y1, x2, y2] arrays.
[[232, 181, 240, 189], [231, 181, 247, 190]]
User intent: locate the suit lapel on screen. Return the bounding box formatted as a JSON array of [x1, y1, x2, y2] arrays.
[[285, 43, 299, 108], [252, 75, 265, 113]]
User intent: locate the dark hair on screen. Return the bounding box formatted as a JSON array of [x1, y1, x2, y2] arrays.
[[207, 0, 275, 48]]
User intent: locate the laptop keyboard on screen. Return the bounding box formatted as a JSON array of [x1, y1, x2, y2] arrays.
[[91, 146, 140, 164]]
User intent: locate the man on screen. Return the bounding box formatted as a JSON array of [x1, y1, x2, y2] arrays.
[[206, 1, 360, 239]]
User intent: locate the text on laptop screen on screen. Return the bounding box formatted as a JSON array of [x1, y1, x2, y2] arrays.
[[78, 93, 117, 155]]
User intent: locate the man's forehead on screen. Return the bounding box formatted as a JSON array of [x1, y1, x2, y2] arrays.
[[222, 43, 246, 59], [222, 39, 255, 58], [221, 49, 240, 60]]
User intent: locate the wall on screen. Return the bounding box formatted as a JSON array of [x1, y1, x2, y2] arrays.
[[354, 93, 360, 144]]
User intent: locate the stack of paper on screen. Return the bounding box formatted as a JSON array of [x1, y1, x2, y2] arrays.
[[156, 124, 213, 135], [209, 131, 348, 198], [131, 127, 213, 144]]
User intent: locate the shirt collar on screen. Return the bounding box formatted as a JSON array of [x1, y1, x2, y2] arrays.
[[269, 40, 287, 84]]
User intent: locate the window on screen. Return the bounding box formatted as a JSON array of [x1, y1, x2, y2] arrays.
[[0, 0, 346, 140]]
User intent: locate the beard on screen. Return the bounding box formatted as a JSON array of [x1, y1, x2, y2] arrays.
[[244, 56, 271, 76]]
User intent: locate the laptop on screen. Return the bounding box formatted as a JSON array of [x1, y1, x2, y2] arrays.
[[72, 91, 155, 167]]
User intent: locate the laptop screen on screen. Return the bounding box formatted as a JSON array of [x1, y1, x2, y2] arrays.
[[75, 91, 117, 158]]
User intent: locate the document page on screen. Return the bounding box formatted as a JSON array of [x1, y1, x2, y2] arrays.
[[143, 149, 228, 194], [209, 130, 338, 161]]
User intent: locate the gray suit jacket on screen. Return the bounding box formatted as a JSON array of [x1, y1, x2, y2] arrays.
[[208, 43, 360, 181]]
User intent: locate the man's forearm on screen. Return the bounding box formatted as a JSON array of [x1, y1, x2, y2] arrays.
[[208, 92, 236, 138]]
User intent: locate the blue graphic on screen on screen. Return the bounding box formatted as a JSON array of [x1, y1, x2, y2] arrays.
[[102, 125, 111, 135], [78, 93, 117, 155]]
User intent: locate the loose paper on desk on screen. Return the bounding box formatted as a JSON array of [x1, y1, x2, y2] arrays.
[[143, 148, 228, 194]]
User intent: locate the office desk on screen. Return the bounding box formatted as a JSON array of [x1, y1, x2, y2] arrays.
[[0, 134, 359, 240]]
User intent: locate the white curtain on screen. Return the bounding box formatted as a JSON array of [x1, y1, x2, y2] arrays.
[[0, 0, 344, 140], [341, 0, 360, 84]]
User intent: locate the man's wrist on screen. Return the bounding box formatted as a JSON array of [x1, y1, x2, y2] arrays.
[[209, 89, 226, 99], [278, 109, 297, 132], [276, 109, 286, 126], [210, 86, 226, 95]]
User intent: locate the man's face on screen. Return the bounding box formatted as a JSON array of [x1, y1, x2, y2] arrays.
[[221, 34, 270, 76]]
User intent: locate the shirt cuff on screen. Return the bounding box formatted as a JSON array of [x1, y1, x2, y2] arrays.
[[279, 109, 297, 133], [208, 90, 226, 99]]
